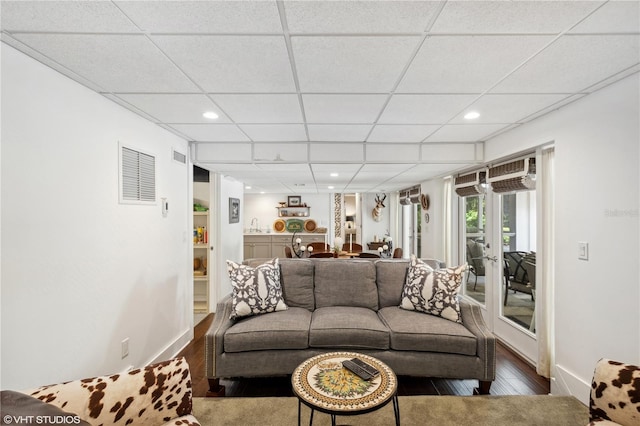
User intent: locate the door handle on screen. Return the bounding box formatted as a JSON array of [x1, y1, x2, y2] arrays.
[[483, 255, 498, 263]]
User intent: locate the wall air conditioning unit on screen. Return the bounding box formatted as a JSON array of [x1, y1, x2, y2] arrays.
[[399, 184, 421, 205]]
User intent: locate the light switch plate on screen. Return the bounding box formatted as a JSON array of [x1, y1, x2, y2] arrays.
[[578, 242, 589, 260]]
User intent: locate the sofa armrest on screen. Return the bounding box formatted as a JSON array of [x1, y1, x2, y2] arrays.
[[25, 357, 194, 426], [459, 300, 496, 381], [205, 294, 234, 379]]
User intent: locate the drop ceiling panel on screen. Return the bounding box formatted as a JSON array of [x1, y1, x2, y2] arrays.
[[11, 34, 199, 92], [1, 1, 139, 33], [195, 143, 252, 162], [151, 35, 296, 92], [169, 124, 250, 142], [379, 95, 478, 124], [569, 1, 640, 34], [451, 94, 570, 124], [283, 0, 440, 33], [493, 35, 640, 93], [116, 94, 231, 123], [394, 163, 472, 180], [115, 0, 283, 33], [239, 124, 307, 142], [307, 125, 372, 142], [253, 143, 308, 162], [310, 144, 364, 162], [422, 144, 478, 163], [431, 1, 601, 34], [292, 36, 420, 92], [212, 94, 303, 123], [368, 125, 440, 142], [311, 164, 362, 176], [425, 124, 510, 143], [196, 163, 262, 174], [302, 94, 388, 123], [366, 144, 420, 162], [398, 35, 555, 93]]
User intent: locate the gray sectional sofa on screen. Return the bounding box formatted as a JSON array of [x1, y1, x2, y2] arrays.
[[205, 258, 496, 396]]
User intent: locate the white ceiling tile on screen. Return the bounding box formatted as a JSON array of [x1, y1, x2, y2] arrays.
[[303, 95, 388, 123], [310, 144, 364, 162], [421, 144, 479, 162], [431, 1, 601, 34], [368, 125, 440, 142], [212, 94, 303, 123], [570, 1, 640, 34], [493, 35, 640, 93], [396, 163, 472, 180], [12, 34, 198, 92], [116, 94, 231, 123], [151, 35, 296, 92], [284, 1, 440, 33], [398, 35, 555, 93], [379, 95, 478, 124], [1, 1, 139, 32], [115, 1, 282, 33], [451, 94, 570, 124], [195, 143, 252, 162], [366, 144, 420, 162], [254, 144, 308, 162], [197, 163, 262, 174], [170, 124, 250, 142], [307, 125, 372, 142], [239, 124, 307, 142], [292, 36, 420, 92], [425, 125, 510, 142]]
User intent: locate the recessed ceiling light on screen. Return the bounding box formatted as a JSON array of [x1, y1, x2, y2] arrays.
[[245, 186, 252, 190], [464, 111, 480, 120], [260, 191, 265, 194], [328, 186, 335, 189], [330, 172, 339, 177], [203, 111, 219, 120]]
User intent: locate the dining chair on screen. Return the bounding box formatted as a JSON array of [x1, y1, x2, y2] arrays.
[[284, 246, 293, 258], [341, 243, 363, 253], [392, 248, 403, 258], [358, 252, 380, 258], [308, 242, 330, 252]]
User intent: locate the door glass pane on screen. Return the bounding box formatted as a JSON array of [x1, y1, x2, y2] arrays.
[[416, 203, 422, 258], [463, 195, 486, 304], [501, 192, 537, 334]]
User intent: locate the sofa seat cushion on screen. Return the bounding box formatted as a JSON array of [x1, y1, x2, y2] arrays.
[[225, 307, 311, 353], [309, 306, 389, 350], [378, 306, 476, 356]]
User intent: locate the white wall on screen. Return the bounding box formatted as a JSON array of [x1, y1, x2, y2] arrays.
[[362, 193, 391, 245], [1, 45, 192, 389], [243, 193, 331, 234], [485, 74, 640, 403], [420, 179, 446, 260]]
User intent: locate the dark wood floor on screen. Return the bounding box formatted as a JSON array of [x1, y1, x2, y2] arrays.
[[178, 314, 550, 397]]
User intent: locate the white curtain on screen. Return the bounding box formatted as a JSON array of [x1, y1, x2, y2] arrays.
[[443, 177, 454, 267], [537, 147, 555, 378]]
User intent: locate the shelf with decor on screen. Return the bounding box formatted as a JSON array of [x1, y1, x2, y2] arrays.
[[276, 206, 310, 217], [193, 211, 209, 315]]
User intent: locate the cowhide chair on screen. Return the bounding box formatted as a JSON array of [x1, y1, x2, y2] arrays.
[[20, 357, 200, 426], [588, 358, 640, 426]]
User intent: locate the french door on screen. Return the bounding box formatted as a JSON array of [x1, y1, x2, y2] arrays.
[[459, 152, 546, 365]]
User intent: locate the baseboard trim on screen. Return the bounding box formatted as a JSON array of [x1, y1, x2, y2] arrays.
[[551, 363, 590, 405], [148, 327, 194, 366]]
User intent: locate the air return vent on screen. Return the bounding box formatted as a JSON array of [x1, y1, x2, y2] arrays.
[[173, 149, 186, 164], [120, 145, 156, 204]]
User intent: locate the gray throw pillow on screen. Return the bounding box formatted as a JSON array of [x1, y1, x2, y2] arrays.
[[227, 258, 288, 319]]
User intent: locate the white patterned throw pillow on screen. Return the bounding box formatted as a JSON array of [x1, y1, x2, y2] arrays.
[[227, 258, 288, 319], [400, 255, 466, 323]]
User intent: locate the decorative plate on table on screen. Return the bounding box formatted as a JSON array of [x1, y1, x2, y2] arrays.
[[304, 219, 317, 233], [273, 219, 286, 233]]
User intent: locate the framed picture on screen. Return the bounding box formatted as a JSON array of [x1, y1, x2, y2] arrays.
[[229, 198, 240, 223], [288, 196, 302, 207]]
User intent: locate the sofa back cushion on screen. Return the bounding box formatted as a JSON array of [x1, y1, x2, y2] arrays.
[[314, 259, 378, 310], [279, 259, 315, 311]]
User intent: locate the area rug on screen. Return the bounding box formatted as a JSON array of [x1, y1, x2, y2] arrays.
[[193, 395, 588, 425]]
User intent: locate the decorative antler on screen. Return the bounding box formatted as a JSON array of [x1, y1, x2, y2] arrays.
[[372, 193, 387, 222]]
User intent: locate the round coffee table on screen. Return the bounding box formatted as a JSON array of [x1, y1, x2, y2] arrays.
[[291, 352, 399, 426]]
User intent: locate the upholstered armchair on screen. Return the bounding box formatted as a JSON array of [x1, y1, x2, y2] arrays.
[[588, 358, 640, 425], [7, 357, 200, 426]]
